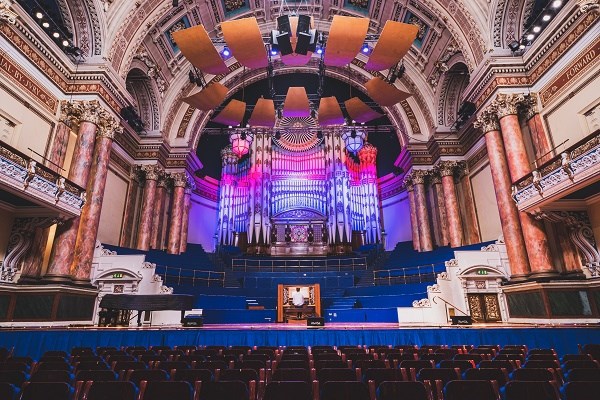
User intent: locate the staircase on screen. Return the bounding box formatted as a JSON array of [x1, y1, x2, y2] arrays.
[[327, 297, 358, 310], [354, 269, 375, 286]]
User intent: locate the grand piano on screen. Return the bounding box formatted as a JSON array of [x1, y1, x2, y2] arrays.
[[99, 294, 195, 327]]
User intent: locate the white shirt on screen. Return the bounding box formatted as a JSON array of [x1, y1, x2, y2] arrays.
[[292, 291, 304, 306]]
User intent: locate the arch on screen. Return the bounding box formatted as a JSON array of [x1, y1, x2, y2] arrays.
[[125, 67, 161, 133], [180, 63, 419, 152], [458, 265, 508, 280], [436, 60, 470, 128], [491, 0, 534, 49], [61, 0, 105, 57]]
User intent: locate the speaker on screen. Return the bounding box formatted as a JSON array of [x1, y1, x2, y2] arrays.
[[277, 15, 291, 34], [276, 32, 293, 56], [296, 15, 311, 35], [295, 32, 312, 55], [307, 317, 325, 327], [182, 315, 203, 327]]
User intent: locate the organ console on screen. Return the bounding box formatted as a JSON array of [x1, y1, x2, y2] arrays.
[[98, 294, 195, 327], [277, 284, 321, 323]]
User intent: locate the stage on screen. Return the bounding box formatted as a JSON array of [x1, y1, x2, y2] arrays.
[[1, 323, 599, 358]]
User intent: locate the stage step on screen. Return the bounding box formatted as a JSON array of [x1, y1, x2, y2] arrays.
[[328, 297, 358, 310]]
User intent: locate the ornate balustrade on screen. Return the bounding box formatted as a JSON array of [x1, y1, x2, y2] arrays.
[[0, 140, 85, 216], [512, 130, 600, 211]]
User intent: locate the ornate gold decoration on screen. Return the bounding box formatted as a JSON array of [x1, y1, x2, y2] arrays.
[[65, 100, 106, 125], [520, 93, 540, 120], [172, 172, 190, 187], [437, 161, 460, 177], [141, 164, 162, 181], [578, 0, 600, 14], [411, 169, 428, 185], [96, 115, 123, 139], [474, 106, 501, 133], [429, 171, 442, 185], [0, 0, 17, 24], [493, 93, 526, 118], [403, 175, 414, 191], [157, 173, 170, 188]]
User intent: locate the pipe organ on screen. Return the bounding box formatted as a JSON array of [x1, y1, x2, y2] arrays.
[[216, 121, 382, 254]]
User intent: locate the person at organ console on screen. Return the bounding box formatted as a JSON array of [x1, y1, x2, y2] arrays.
[[292, 287, 304, 318]]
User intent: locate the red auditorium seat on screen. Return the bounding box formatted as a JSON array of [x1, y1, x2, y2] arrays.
[[566, 368, 600, 382], [81, 380, 137, 400], [159, 350, 185, 358], [528, 349, 557, 356], [125, 346, 147, 354], [0, 370, 28, 386], [438, 360, 476, 372], [234, 360, 266, 377], [523, 360, 560, 369], [417, 368, 461, 400], [217, 368, 258, 385], [29, 369, 73, 384], [8, 356, 33, 366], [317, 368, 359, 384], [313, 353, 343, 362], [463, 367, 509, 387], [352, 359, 386, 371], [70, 348, 94, 357], [73, 361, 110, 372], [454, 353, 484, 363], [562, 381, 600, 400], [150, 346, 171, 353], [195, 380, 249, 400], [241, 354, 270, 364], [42, 351, 69, 359], [562, 354, 593, 363], [0, 362, 29, 372], [95, 347, 118, 356], [314, 360, 348, 370], [124, 369, 168, 385], [170, 368, 213, 385], [33, 361, 71, 372], [153, 361, 190, 372], [363, 367, 407, 389], [251, 349, 276, 360], [320, 381, 370, 400], [510, 368, 556, 382], [263, 381, 313, 400], [504, 381, 560, 400], [581, 344, 600, 361], [192, 360, 228, 372], [111, 361, 146, 373], [39, 356, 68, 363], [443, 380, 500, 400], [174, 346, 197, 354], [75, 369, 117, 382], [478, 360, 519, 372], [271, 368, 312, 383], [20, 381, 72, 400], [562, 360, 599, 371], [376, 381, 429, 400], [275, 360, 309, 370], [138, 380, 193, 400], [399, 360, 435, 379]]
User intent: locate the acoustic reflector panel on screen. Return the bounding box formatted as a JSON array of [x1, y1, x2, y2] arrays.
[[172, 26, 229, 75], [364, 21, 419, 71], [182, 83, 228, 111], [365, 77, 411, 106], [249, 98, 276, 127], [344, 97, 383, 124], [318, 97, 345, 126], [324, 16, 369, 67], [283, 87, 311, 118], [212, 99, 246, 126], [221, 17, 268, 69]]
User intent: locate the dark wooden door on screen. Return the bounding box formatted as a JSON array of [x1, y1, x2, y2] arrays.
[[467, 294, 501, 322]]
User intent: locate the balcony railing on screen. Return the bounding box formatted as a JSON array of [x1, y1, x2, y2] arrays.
[[373, 263, 443, 286], [0, 141, 85, 216], [231, 257, 368, 272], [512, 130, 600, 211]]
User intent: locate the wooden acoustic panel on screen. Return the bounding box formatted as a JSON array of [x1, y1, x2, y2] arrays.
[[172, 26, 229, 75], [324, 16, 369, 67], [365, 21, 419, 71], [221, 17, 268, 69], [283, 87, 311, 118], [344, 97, 383, 124], [318, 96, 345, 126], [182, 83, 228, 111], [249, 98, 276, 127], [212, 99, 246, 126], [365, 77, 411, 106]]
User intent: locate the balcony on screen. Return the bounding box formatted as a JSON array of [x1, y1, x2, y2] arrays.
[[512, 130, 600, 211], [0, 140, 85, 217]]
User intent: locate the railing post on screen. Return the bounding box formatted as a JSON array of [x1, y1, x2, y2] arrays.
[[178, 268, 182, 286], [402, 268, 406, 285], [193, 269, 196, 287]]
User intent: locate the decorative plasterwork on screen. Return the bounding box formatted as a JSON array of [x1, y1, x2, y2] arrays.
[[0, 0, 17, 24]]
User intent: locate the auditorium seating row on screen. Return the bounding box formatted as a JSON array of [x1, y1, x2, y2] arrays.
[[1, 344, 599, 399]]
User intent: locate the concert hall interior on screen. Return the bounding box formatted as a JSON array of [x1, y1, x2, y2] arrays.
[[1, 0, 600, 399]]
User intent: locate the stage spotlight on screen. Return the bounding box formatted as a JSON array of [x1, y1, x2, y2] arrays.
[[552, 0, 562, 8], [526, 33, 535, 41], [316, 46, 324, 55], [240, 131, 247, 140], [42, 22, 50, 28], [35, 11, 43, 19], [222, 47, 231, 57], [351, 129, 357, 138], [542, 14, 552, 21], [508, 41, 520, 52], [533, 26, 541, 33], [52, 32, 60, 38], [62, 40, 69, 47], [270, 48, 278, 56], [361, 43, 370, 54]]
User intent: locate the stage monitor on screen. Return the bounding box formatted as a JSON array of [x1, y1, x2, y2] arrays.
[[307, 317, 325, 328]]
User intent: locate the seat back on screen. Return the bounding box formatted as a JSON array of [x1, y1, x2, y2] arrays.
[[320, 381, 370, 400], [218, 368, 258, 386], [275, 360, 309, 370], [75, 370, 117, 382], [125, 369, 168, 385], [194, 361, 228, 372], [271, 368, 312, 383], [21, 382, 72, 400], [504, 381, 560, 400], [313, 354, 342, 362], [562, 381, 600, 400], [444, 380, 499, 400], [139, 381, 192, 400], [376, 381, 429, 400], [562, 360, 599, 372], [439, 360, 476, 372], [0, 370, 27, 386], [510, 368, 554, 381], [263, 381, 312, 400], [314, 360, 348, 370], [154, 361, 190, 372], [463, 368, 508, 387], [171, 368, 213, 384], [196, 380, 249, 400], [83, 380, 137, 400], [478, 360, 518, 372], [0, 382, 17, 400], [317, 368, 358, 384], [29, 369, 73, 384], [363, 368, 406, 388], [34, 361, 71, 372], [524, 360, 560, 369], [353, 360, 386, 371], [417, 368, 461, 386], [566, 368, 600, 382]]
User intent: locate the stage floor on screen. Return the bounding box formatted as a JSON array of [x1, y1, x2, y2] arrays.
[[1, 322, 600, 358]]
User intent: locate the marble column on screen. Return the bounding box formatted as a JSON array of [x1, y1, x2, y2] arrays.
[[167, 172, 189, 254], [48, 124, 70, 173], [494, 93, 531, 182], [475, 108, 531, 280], [405, 179, 421, 251], [120, 167, 142, 247], [458, 172, 482, 244], [72, 118, 122, 284], [150, 174, 169, 250], [136, 164, 162, 250], [438, 161, 464, 248], [412, 170, 433, 252], [179, 186, 193, 253], [430, 173, 450, 247], [523, 93, 553, 165], [45, 100, 107, 282], [494, 93, 558, 278]]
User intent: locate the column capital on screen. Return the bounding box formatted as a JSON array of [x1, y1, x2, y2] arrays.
[[141, 164, 162, 181], [0, 0, 18, 25], [492, 93, 526, 118], [157, 172, 171, 188], [65, 100, 106, 125], [429, 171, 442, 185], [411, 169, 428, 185], [519, 93, 540, 120], [172, 172, 191, 187], [402, 174, 414, 191], [96, 116, 122, 139], [474, 106, 500, 133]]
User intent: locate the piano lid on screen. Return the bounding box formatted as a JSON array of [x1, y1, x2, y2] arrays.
[[99, 294, 195, 311]]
